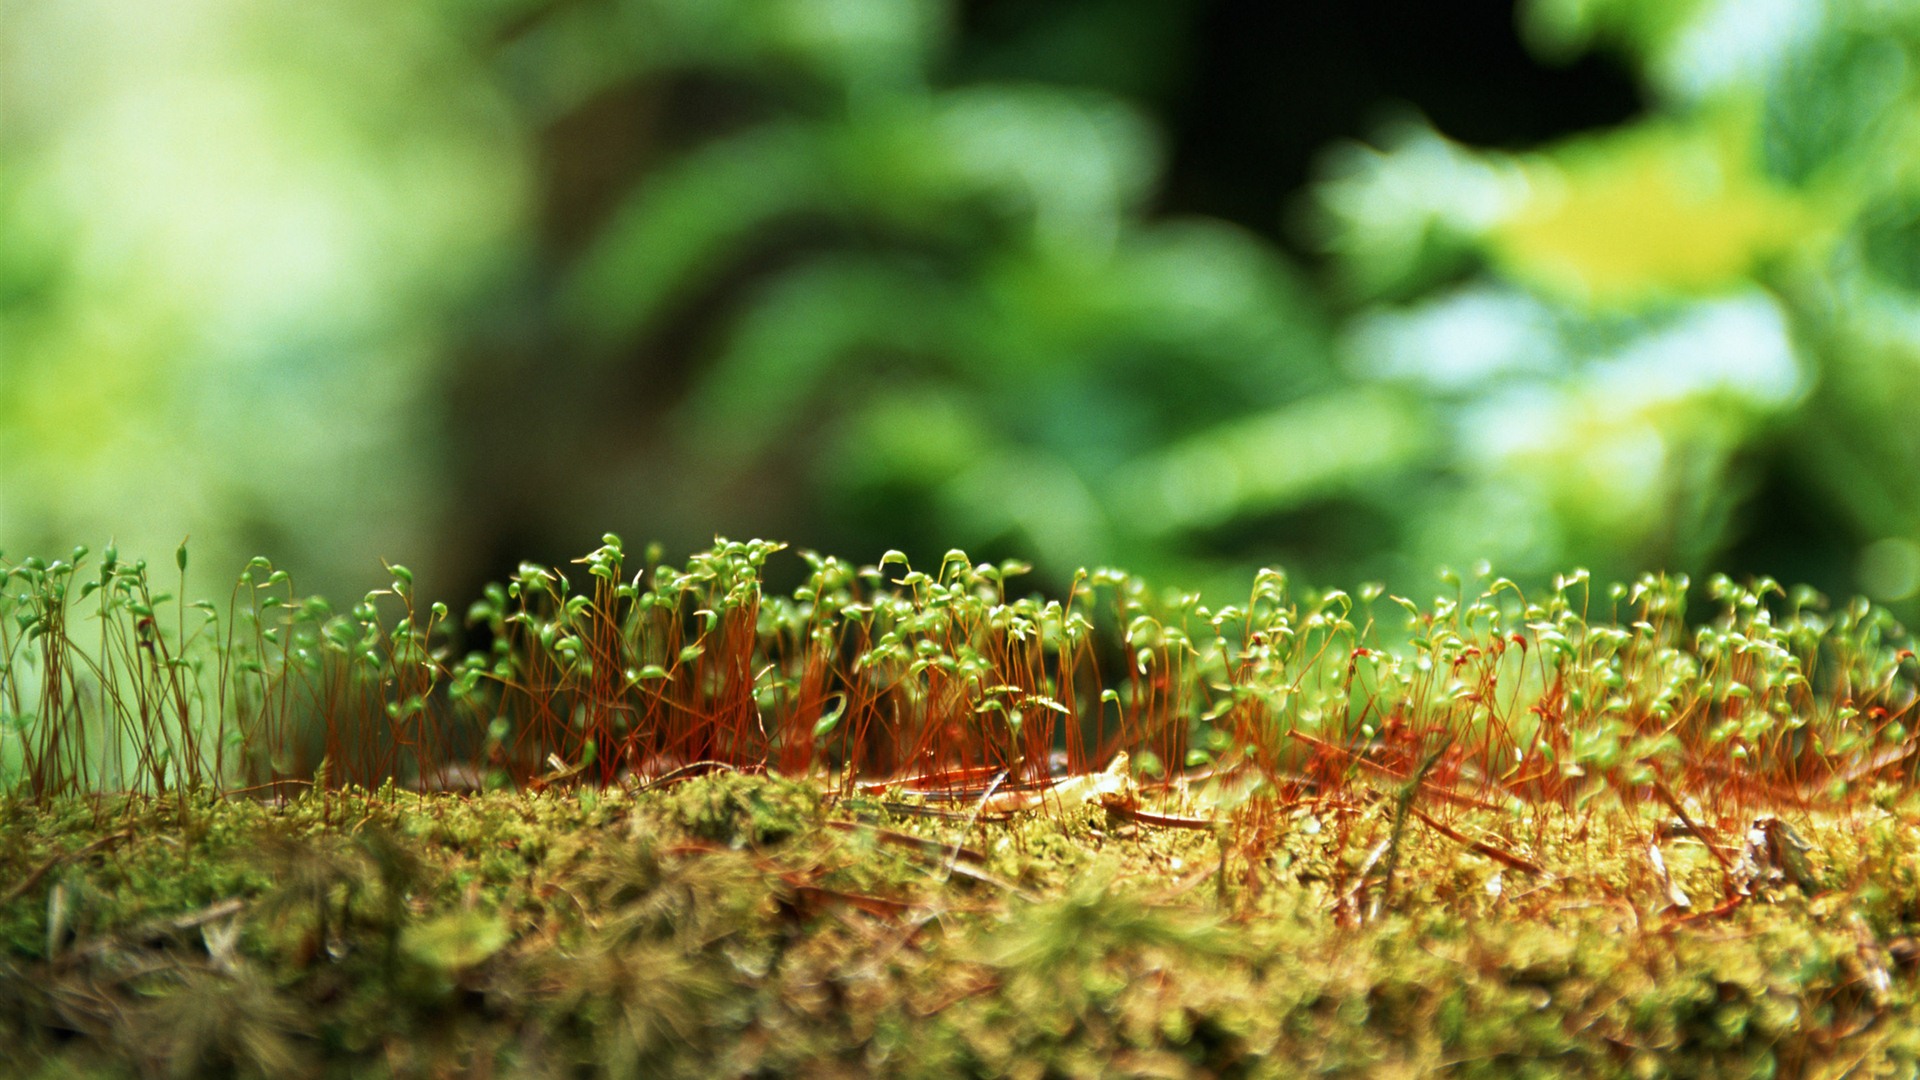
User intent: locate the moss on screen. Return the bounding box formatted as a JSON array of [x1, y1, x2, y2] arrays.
[[663, 772, 821, 847], [0, 778, 1918, 1075]]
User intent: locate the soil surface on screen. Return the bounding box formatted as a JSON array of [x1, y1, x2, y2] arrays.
[[3, 772, 1917, 1078]]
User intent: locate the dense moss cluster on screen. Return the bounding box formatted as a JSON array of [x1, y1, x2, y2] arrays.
[[2, 774, 1917, 1077], [6, 540, 1920, 1073]]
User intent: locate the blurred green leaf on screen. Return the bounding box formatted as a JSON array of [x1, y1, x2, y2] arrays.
[[401, 910, 509, 972]]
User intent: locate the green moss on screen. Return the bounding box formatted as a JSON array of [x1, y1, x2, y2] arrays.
[[1, 775, 1918, 1076], [662, 771, 821, 847]]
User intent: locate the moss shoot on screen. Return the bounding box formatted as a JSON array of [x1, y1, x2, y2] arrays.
[[3, 538, 1920, 1075]]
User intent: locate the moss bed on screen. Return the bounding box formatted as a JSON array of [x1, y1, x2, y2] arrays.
[[2, 772, 1918, 1078]]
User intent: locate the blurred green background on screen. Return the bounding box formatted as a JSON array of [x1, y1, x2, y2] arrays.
[[6, 0, 1920, 611]]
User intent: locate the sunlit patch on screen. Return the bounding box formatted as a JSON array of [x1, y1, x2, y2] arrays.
[[1860, 537, 1920, 601], [1491, 121, 1822, 305]]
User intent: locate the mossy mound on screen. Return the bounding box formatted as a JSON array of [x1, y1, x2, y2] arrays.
[[2, 776, 1918, 1077]]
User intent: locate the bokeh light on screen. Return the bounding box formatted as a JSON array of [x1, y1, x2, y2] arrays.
[[5, 0, 1920, 615]]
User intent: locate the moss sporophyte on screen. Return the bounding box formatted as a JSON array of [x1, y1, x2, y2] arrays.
[[2, 539, 1920, 1075]]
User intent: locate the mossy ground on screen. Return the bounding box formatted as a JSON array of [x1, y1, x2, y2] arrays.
[[4, 773, 1919, 1078]]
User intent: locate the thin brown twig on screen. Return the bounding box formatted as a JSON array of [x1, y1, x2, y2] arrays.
[[70, 897, 249, 961], [872, 801, 1016, 824], [622, 759, 745, 793], [824, 819, 988, 865], [1287, 729, 1505, 811], [0, 830, 134, 908], [1407, 807, 1545, 876], [1648, 775, 1733, 882]]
